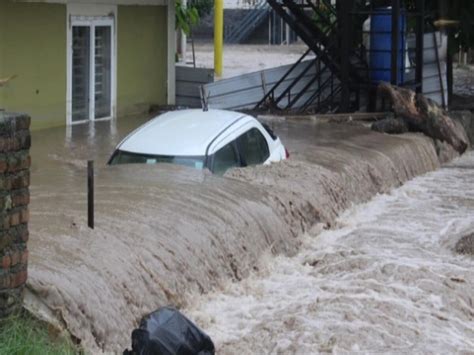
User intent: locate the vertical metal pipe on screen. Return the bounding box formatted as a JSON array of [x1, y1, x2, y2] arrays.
[[415, 0, 424, 93], [391, 0, 400, 85], [273, 14, 280, 44], [339, 0, 352, 112], [280, 17, 283, 44], [318, 59, 321, 106], [330, 73, 334, 109], [273, 10, 275, 45], [433, 32, 446, 108], [167, 0, 176, 105], [87, 160, 94, 229], [447, 37, 453, 105], [179, 0, 187, 61], [268, 11, 271, 45], [190, 28, 196, 68], [214, 0, 224, 77]]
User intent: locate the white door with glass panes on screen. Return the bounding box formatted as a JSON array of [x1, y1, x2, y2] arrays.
[[69, 17, 115, 124]]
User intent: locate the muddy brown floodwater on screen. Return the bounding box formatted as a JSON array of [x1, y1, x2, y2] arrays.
[[187, 151, 474, 354], [25, 115, 444, 353]]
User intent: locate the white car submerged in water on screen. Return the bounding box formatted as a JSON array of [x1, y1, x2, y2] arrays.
[[108, 109, 288, 175]]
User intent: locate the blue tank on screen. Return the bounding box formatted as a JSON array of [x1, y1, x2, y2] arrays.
[[369, 7, 406, 84]]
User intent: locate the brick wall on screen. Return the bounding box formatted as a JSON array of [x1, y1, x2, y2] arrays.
[[0, 112, 30, 318]]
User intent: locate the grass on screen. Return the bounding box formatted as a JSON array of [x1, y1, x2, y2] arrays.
[[0, 312, 79, 355]]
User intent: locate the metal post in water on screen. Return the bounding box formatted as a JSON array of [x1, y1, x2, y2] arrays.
[[88, 160, 94, 229]]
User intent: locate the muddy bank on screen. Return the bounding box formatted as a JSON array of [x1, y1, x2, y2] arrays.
[[25, 119, 441, 352]]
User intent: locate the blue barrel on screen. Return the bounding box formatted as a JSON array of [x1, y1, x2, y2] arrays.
[[369, 7, 406, 84]]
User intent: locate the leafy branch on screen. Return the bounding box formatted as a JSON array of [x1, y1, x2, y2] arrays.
[[175, 0, 200, 36]]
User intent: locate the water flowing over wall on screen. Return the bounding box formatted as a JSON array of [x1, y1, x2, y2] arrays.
[[25, 120, 443, 352], [187, 151, 474, 353]]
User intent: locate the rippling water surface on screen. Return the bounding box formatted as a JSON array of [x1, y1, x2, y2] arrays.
[[25, 116, 447, 352], [187, 152, 474, 354]]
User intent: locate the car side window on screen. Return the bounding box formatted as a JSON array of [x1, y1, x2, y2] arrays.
[[212, 142, 240, 175], [237, 128, 270, 166]]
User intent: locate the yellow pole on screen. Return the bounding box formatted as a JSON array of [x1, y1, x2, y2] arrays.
[[214, 0, 223, 77]]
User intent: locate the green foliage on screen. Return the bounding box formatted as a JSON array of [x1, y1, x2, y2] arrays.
[[0, 313, 78, 355], [311, 2, 336, 35], [188, 0, 213, 18], [176, 0, 200, 36]]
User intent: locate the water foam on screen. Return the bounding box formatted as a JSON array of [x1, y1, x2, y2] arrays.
[[187, 152, 474, 354]]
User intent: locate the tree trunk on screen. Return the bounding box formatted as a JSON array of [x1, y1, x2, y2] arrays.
[[377, 82, 469, 154]]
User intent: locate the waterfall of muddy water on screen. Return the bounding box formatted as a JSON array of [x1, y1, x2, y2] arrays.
[[187, 152, 474, 354], [25, 118, 443, 353]]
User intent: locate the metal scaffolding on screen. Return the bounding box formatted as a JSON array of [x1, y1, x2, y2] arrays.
[[255, 0, 427, 113]]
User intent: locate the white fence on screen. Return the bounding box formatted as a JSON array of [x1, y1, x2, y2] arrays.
[[176, 65, 214, 108], [407, 31, 448, 107], [202, 59, 337, 111], [177, 31, 448, 111]]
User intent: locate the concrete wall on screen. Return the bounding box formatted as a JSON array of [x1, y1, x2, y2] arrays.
[[0, 112, 31, 318], [0, 2, 67, 130], [117, 5, 168, 116], [0, 4, 4, 108]]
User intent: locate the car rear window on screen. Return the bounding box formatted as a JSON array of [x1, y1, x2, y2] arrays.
[[211, 143, 240, 175], [237, 128, 270, 166], [261, 123, 277, 140], [109, 150, 206, 170]]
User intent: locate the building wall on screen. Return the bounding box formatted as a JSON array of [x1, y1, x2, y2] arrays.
[[117, 5, 168, 116], [0, 3, 5, 108], [0, 2, 168, 129], [0, 2, 67, 130]]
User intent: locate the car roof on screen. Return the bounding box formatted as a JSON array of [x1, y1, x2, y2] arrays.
[[117, 109, 250, 156]]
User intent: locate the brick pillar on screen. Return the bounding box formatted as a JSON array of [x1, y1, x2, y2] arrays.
[[0, 112, 31, 318]]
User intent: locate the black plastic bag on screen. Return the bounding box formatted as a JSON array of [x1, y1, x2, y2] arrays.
[[124, 306, 215, 355]]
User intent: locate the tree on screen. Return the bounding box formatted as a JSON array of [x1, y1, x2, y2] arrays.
[[175, 0, 202, 66], [175, 0, 200, 36]]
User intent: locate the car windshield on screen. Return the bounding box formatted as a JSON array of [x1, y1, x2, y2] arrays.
[[109, 150, 206, 170]]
